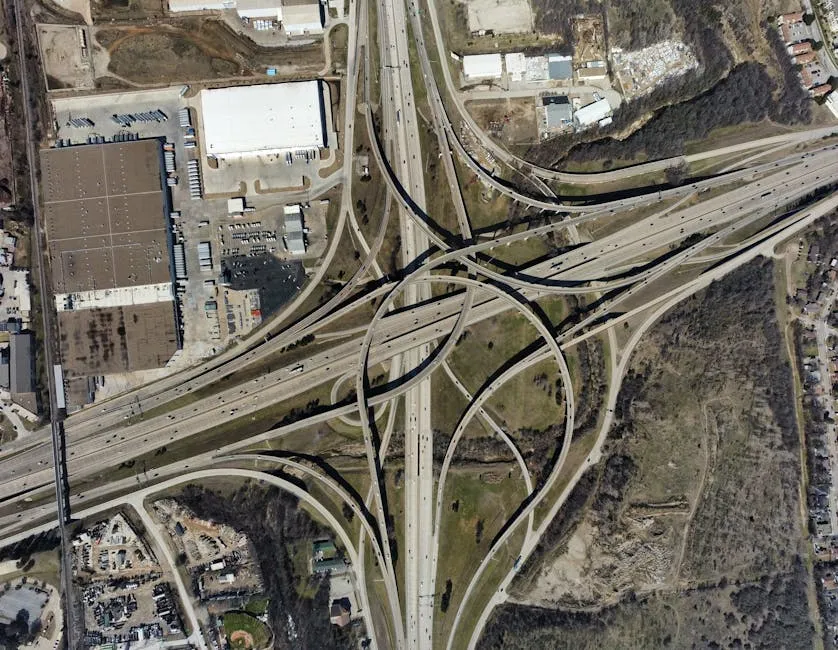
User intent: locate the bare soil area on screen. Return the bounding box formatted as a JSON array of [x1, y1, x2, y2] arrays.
[[95, 20, 324, 85], [465, 98, 537, 149]]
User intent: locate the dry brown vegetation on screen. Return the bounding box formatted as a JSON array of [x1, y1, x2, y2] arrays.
[[484, 258, 811, 647], [95, 20, 323, 85]]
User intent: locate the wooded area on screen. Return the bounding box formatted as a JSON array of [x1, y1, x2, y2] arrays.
[[178, 483, 359, 649], [528, 2, 810, 169]]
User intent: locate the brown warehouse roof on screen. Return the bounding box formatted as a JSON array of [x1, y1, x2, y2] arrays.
[[40, 140, 172, 294]]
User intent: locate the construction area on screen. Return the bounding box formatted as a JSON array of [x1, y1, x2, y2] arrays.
[[37, 24, 96, 90], [151, 500, 265, 608]]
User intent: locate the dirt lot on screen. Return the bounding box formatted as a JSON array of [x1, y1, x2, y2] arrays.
[[464, 98, 537, 148], [94, 20, 324, 85], [499, 259, 811, 646], [572, 15, 605, 64], [37, 24, 95, 90], [90, 0, 166, 22]]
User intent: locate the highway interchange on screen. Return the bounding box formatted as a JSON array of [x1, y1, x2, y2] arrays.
[[4, 0, 838, 647]]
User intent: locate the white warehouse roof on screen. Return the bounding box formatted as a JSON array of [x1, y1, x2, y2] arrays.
[[574, 98, 611, 126], [282, 0, 323, 34], [167, 0, 281, 14], [462, 54, 502, 79], [168, 0, 229, 11], [200, 81, 326, 157], [505, 53, 526, 81]]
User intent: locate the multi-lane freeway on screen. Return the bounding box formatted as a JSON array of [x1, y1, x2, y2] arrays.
[[4, 0, 838, 647]]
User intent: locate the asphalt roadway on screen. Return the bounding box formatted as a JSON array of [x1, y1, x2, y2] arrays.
[[5, 2, 838, 645]]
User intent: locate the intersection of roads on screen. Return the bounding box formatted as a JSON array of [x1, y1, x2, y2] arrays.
[[4, 0, 838, 647]]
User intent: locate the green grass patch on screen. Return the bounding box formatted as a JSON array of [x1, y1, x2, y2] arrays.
[[448, 312, 539, 395], [434, 468, 526, 647], [431, 365, 470, 433], [244, 597, 270, 616], [484, 357, 564, 433], [223, 611, 271, 650]]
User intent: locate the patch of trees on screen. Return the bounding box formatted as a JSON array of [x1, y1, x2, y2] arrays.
[[0, 609, 39, 648], [731, 560, 813, 647], [0, 531, 60, 562], [440, 579, 453, 613], [612, 365, 651, 425], [512, 468, 598, 589], [177, 484, 357, 650], [483, 562, 812, 648], [592, 454, 635, 534], [661, 258, 798, 451], [766, 25, 812, 125], [609, 0, 678, 50], [562, 62, 797, 164], [571, 339, 607, 435], [528, 0, 600, 50]]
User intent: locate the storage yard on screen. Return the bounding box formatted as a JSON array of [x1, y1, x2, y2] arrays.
[[612, 41, 698, 99], [71, 514, 186, 648]]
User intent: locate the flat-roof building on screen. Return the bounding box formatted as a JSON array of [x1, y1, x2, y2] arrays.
[[574, 98, 612, 126], [281, 0, 323, 34], [200, 81, 327, 158], [543, 95, 572, 128], [547, 54, 572, 80], [576, 66, 608, 81], [462, 54, 502, 80], [283, 205, 306, 255], [505, 53, 526, 82], [40, 140, 179, 403], [9, 332, 35, 413], [41, 140, 173, 296]]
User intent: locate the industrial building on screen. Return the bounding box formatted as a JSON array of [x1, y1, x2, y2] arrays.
[[283, 205, 306, 255], [40, 140, 179, 403], [281, 0, 324, 34], [574, 98, 612, 127], [811, 83, 832, 98], [166, 0, 323, 31], [543, 96, 572, 128], [9, 332, 36, 414], [200, 81, 327, 158], [576, 66, 608, 82], [462, 54, 503, 80], [505, 53, 526, 82], [547, 54, 572, 80]]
